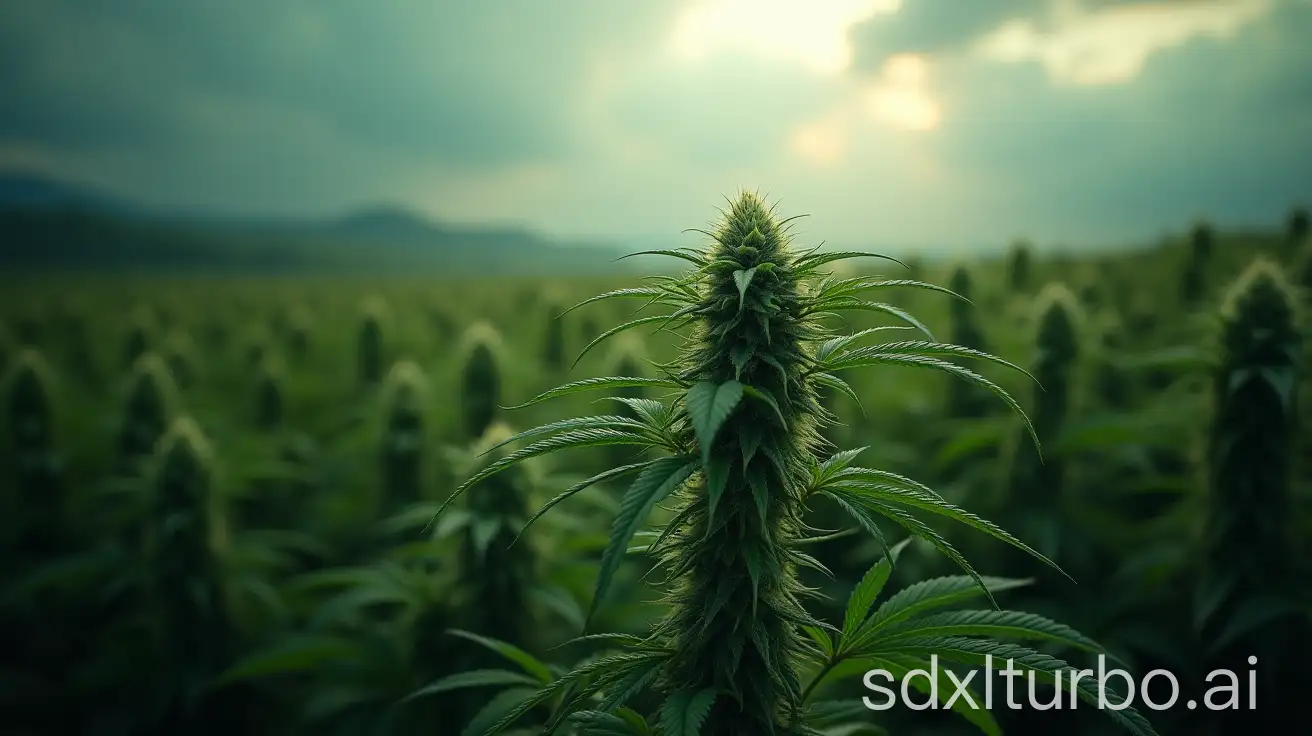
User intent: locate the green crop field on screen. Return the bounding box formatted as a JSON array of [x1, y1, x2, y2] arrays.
[[2, 201, 1310, 736]]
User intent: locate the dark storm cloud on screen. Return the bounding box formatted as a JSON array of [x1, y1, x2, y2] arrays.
[[924, 0, 1312, 240], [847, 0, 1046, 69], [0, 0, 676, 167], [0, 0, 687, 215]]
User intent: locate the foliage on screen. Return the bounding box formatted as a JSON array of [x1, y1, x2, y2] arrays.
[[424, 193, 1154, 736]]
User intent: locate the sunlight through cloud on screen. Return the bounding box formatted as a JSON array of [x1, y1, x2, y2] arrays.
[[789, 52, 939, 168], [668, 0, 902, 74], [866, 53, 941, 131], [790, 116, 846, 166], [976, 0, 1273, 85]]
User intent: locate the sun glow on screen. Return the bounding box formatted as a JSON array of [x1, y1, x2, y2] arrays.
[[667, 0, 902, 74], [866, 53, 941, 131]]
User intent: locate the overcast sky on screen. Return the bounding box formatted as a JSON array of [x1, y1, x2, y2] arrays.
[[2, 0, 1309, 252]]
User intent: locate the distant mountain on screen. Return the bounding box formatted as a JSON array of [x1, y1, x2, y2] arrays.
[[0, 172, 132, 213], [0, 171, 640, 276], [329, 205, 444, 240]]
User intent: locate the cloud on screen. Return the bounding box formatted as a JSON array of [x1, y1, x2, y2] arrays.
[[667, 0, 900, 75], [0, 0, 684, 179], [975, 0, 1274, 86], [923, 0, 1312, 242], [847, 0, 1047, 69], [0, 0, 1307, 250]]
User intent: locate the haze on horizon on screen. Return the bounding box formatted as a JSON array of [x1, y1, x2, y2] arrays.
[[2, 0, 1309, 254]]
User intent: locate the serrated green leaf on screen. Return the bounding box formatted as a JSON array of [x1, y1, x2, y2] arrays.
[[733, 267, 758, 311], [514, 458, 663, 545], [842, 538, 912, 638], [661, 688, 717, 736], [572, 315, 673, 370], [828, 480, 1064, 580], [402, 670, 541, 702], [504, 376, 681, 411], [590, 457, 699, 623], [685, 381, 744, 465], [426, 427, 660, 531], [704, 454, 732, 531], [476, 415, 652, 458], [742, 384, 786, 427], [446, 630, 553, 684], [877, 610, 1113, 663]]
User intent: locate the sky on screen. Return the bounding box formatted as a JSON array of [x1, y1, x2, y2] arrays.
[[1, 0, 1309, 253]]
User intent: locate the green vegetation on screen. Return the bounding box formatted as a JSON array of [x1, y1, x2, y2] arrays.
[[1, 199, 1309, 736]]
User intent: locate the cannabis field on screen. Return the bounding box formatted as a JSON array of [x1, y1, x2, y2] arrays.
[[3, 199, 1311, 736]]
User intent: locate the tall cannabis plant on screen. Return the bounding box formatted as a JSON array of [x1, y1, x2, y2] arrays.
[[1287, 206, 1308, 245], [253, 358, 283, 430], [145, 416, 237, 731], [454, 421, 538, 647], [1002, 283, 1081, 571], [1, 348, 78, 736], [1006, 239, 1033, 293], [1197, 258, 1302, 729], [2, 349, 63, 558], [946, 264, 991, 418], [118, 353, 178, 474], [426, 193, 1155, 736], [1295, 238, 1312, 293], [381, 360, 428, 514], [459, 322, 503, 440], [543, 300, 568, 373], [1180, 222, 1213, 305], [359, 300, 386, 387]]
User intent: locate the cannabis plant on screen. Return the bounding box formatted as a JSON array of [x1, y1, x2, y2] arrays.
[[118, 353, 179, 474], [2, 349, 63, 558], [1007, 239, 1033, 293], [1197, 258, 1302, 727], [1180, 222, 1213, 305], [1288, 206, 1308, 245], [945, 264, 991, 419], [459, 322, 503, 440], [359, 300, 386, 387], [544, 300, 568, 373], [381, 360, 428, 514], [1, 349, 80, 736], [144, 416, 239, 732], [1296, 238, 1312, 293], [254, 358, 283, 430], [1001, 283, 1081, 573], [453, 421, 539, 647], [425, 192, 1154, 736]]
